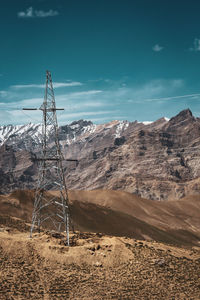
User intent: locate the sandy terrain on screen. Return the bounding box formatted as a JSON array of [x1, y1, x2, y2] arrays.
[[0, 220, 200, 300]]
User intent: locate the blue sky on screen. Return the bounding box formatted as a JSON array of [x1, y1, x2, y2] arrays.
[[1, 0, 200, 125]]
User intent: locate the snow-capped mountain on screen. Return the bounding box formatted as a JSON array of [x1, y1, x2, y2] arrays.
[[0, 123, 43, 150], [0, 118, 168, 150], [0, 119, 132, 152]]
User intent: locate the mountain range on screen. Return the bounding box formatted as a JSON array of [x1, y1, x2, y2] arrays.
[[0, 108, 200, 200]]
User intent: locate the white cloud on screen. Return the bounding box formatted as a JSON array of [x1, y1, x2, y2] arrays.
[[121, 79, 184, 103], [11, 84, 45, 89], [35, 9, 59, 18], [11, 81, 83, 89], [54, 82, 82, 88], [0, 91, 8, 97], [60, 110, 117, 119], [170, 79, 183, 88], [143, 93, 200, 102], [18, 7, 33, 18], [65, 101, 104, 111], [152, 44, 164, 52], [18, 7, 59, 18], [62, 90, 102, 98], [0, 110, 13, 124], [189, 38, 200, 52], [89, 116, 126, 123], [20, 98, 44, 108]]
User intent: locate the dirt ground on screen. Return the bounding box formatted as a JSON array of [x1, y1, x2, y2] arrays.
[[0, 218, 200, 300]]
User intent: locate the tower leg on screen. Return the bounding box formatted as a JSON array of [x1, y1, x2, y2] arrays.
[[66, 212, 70, 246]]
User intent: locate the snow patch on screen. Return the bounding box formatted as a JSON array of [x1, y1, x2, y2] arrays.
[[114, 121, 129, 138], [142, 121, 153, 125], [0, 123, 44, 146]]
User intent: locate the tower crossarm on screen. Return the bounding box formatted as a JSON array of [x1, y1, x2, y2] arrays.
[[22, 108, 65, 111]]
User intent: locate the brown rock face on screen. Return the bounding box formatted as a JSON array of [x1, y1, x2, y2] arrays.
[[0, 145, 37, 194], [63, 109, 200, 200], [0, 109, 200, 200]]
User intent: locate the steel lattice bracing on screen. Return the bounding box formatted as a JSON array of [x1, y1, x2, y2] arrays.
[[28, 71, 71, 245]]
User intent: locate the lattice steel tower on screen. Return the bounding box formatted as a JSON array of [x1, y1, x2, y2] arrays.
[[24, 71, 71, 245]]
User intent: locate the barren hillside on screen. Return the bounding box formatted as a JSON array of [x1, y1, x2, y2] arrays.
[[0, 220, 200, 299], [1, 189, 200, 246]]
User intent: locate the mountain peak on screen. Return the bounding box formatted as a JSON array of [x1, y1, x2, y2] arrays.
[[69, 119, 93, 127], [168, 109, 194, 125], [171, 108, 193, 120], [177, 108, 192, 117]]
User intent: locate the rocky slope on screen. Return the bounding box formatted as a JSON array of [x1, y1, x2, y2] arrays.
[[0, 109, 200, 200]]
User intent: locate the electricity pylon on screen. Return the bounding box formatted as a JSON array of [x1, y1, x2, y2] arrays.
[[23, 70, 74, 246]]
